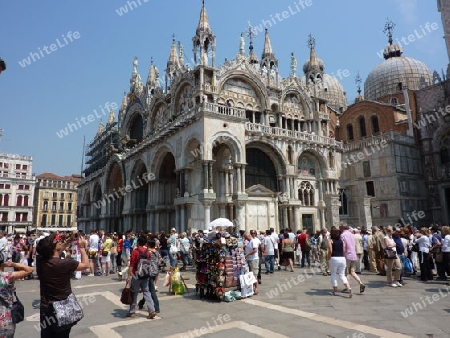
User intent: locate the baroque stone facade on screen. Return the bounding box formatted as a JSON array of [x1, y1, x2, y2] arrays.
[[77, 5, 345, 234]]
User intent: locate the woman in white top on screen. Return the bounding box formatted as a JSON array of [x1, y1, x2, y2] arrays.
[[414, 227, 433, 281], [382, 226, 402, 287], [441, 226, 450, 277]]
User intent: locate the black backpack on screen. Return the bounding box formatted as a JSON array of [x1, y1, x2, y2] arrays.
[[136, 249, 151, 279]]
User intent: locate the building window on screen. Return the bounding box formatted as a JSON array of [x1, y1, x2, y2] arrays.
[[16, 195, 23, 207], [52, 202, 57, 211], [25, 185, 29, 190], [22, 213, 28, 222], [3, 195, 8, 207], [15, 164, 20, 170], [52, 192, 57, 199], [60, 193, 64, 199], [366, 181, 375, 196], [339, 189, 348, 215], [363, 161, 371, 177], [59, 215, 63, 226], [1, 213, 7, 222], [44, 192, 49, 199], [391, 97, 398, 105], [359, 116, 367, 137], [41, 214, 47, 226], [68, 202, 72, 211], [371, 115, 380, 134], [59, 202, 64, 212], [51, 214, 56, 225], [22, 165, 27, 170], [43, 201, 48, 211], [298, 181, 315, 206], [24, 196, 28, 207], [68, 193, 73, 200], [347, 124, 354, 140], [18, 185, 24, 190], [67, 215, 72, 226]]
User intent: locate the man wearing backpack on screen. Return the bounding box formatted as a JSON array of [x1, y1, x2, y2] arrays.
[[126, 235, 156, 319]]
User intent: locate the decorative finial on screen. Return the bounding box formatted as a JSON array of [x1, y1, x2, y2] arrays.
[[355, 72, 362, 95], [202, 0, 205, 7], [150, 56, 154, 65], [245, 21, 257, 42], [384, 18, 396, 45], [307, 33, 315, 50]]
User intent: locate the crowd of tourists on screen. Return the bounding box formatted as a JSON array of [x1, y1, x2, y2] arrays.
[[0, 221, 449, 337]]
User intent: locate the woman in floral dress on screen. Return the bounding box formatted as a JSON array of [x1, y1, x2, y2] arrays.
[[0, 261, 34, 337]]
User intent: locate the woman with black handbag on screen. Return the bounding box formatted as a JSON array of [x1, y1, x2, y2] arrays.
[[0, 260, 33, 337], [37, 233, 89, 337]]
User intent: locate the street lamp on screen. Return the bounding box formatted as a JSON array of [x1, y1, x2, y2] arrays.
[[0, 58, 6, 74]]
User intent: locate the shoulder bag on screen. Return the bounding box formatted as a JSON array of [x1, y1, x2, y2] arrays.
[[52, 293, 84, 327], [0, 291, 24, 324]]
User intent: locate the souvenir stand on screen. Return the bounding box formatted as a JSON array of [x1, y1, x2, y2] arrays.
[[195, 219, 247, 301]]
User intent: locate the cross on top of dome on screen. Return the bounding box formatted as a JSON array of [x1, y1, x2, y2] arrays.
[[384, 18, 396, 45], [307, 33, 316, 50]]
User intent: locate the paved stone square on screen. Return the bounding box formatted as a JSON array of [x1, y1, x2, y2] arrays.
[[13, 265, 450, 337]]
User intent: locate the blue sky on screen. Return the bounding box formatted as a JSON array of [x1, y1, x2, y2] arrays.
[[0, 0, 447, 176]]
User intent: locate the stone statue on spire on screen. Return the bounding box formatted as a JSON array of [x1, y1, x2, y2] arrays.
[[290, 52, 297, 76], [239, 33, 245, 56], [132, 56, 138, 74]]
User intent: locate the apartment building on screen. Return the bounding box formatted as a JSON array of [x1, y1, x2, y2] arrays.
[[0, 153, 35, 233], [34, 173, 81, 229]]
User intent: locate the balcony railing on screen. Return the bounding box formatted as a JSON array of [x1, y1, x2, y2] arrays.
[[203, 103, 246, 119], [245, 122, 343, 147]]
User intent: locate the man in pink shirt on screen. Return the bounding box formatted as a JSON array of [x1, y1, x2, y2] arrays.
[[340, 223, 365, 294]]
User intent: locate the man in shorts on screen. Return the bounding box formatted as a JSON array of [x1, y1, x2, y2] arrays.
[[88, 229, 100, 276], [244, 231, 260, 295]]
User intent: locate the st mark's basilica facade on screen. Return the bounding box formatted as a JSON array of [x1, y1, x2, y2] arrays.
[[77, 2, 450, 234]]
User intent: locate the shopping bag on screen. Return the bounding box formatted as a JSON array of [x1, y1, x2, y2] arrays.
[[239, 275, 254, 298], [120, 281, 134, 305], [242, 271, 257, 286], [403, 257, 414, 274]]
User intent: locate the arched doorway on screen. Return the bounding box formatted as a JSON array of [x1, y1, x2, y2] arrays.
[[107, 162, 124, 233], [154, 153, 176, 232], [130, 162, 148, 230]]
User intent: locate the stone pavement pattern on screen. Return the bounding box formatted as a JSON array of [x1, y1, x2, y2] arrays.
[[12, 265, 450, 338]]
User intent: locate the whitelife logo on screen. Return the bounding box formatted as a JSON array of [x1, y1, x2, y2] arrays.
[[18, 31, 81, 68]]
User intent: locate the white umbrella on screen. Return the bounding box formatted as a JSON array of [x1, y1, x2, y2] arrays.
[[209, 218, 234, 229]]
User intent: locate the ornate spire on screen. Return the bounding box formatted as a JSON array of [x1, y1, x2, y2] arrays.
[[308, 34, 319, 69], [260, 28, 278, 71], [192, 1, 216, 66], [167, 36, 180, 69], [107, 110, 115, 126], [354, 72, 364, 102], [262, 28, 274, 58], [246, 21, 258, 64], [197, 0, 211, 35], [96, 121, 104, 136], [304, 33, 324, 83], [382, 18, 403, 59]]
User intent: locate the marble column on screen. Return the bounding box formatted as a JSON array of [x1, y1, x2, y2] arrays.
[[294, 206, 300, 233], [241, 165, 246, 193], [204, 202, 211, 229], [203, 162, 208, 192], [208, 162, 213, 193], [288, 206, 293, 229], [236, 166, 242, 194], [285, 176, 291, 198], [175, 205, 180, 230], [180, 205, 186, 233]]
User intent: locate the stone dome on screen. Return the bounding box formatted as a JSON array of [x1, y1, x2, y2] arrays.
[[320, 74, 348, 110], [364, 54, 433, 101]]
